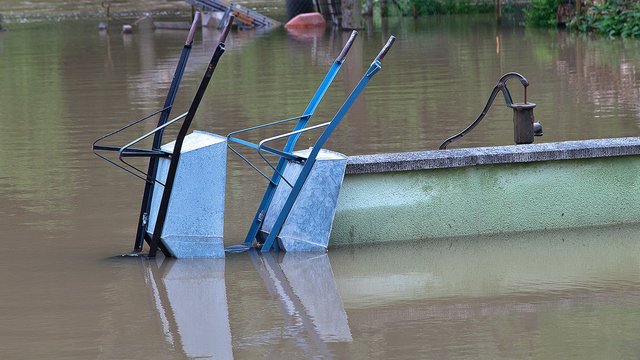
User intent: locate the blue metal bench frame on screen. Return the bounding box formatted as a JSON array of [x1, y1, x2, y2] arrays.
[[228, 34, 396, 252]]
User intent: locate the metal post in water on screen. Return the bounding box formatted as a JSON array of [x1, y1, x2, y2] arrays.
[[341, 0, 364, 30]]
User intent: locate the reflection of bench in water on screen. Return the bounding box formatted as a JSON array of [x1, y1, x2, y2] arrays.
[[185, 0, 280, 29], [143, 252, 351, 358]]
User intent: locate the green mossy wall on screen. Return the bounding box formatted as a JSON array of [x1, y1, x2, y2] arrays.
[[331, 156, 640, 245]]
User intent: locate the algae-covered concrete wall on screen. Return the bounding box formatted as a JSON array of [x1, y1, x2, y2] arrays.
[[331, 155, 640, 246]]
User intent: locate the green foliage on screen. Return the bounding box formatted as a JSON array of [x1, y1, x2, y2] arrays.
[[393, 0, 494, 17], [570, 0, 640, 37], [525, 0, 562, 27], [413, 0, 446, 15]]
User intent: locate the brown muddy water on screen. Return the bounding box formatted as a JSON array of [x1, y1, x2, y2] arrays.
[[2, 15, 640, 359]]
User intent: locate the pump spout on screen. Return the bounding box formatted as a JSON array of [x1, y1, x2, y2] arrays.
[[534, 122, 543, 136]]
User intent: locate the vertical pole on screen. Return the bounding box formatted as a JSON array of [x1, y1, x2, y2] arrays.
[[341, 0, 363, 29], [380, 0, 388, 17], [327, 0, 340, 26], [496, 0, 501, 25], [364, 0, 373, 17], [218, 7, 232, 30]]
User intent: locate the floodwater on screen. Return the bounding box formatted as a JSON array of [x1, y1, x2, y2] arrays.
[[2, 15, 640, 359]]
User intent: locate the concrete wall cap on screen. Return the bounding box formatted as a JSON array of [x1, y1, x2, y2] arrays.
[[346, 137, 640, 174]]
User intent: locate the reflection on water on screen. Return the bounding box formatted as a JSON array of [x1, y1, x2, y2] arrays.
[[2, 16, 640, 359], [137, 225, 640, 359], [249, 252, 352, 343], [144, 252, 351, 359], [332, 224, 640, 306], [329, 225, 640, 359], [144, 259, 232, 359]]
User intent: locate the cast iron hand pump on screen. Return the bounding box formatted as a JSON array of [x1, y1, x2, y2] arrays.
[[439, 72, 543, 150]]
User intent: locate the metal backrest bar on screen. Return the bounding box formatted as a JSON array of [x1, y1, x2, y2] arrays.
[[257, 122, 331, 188], [118, 112, 189, 182]]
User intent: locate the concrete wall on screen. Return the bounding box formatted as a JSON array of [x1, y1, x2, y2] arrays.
[[330, 138, 640, 246]]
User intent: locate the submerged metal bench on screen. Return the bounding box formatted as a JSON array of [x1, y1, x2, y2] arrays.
[[227, 33, 396, 253], [93, 14, 234, 258], [94, 25, 396, 257], [146, 131, 227, 257]]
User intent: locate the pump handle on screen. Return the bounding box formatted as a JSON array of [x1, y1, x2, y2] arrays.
[[336, 30, 358, 63], [185, 12, 201, 46], [375, 35, 396, 62]]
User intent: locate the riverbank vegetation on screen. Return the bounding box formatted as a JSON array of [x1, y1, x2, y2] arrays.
[[525, 0, 640, 37], [524, 0, 561, 27], [405, 0, 494, 16], [4, 0, 640, 39], [374, 0, 503, 17]]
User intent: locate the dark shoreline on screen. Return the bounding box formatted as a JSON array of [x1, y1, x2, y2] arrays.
[[0, 0, 284, 25], [0, 9, 191, 25]]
